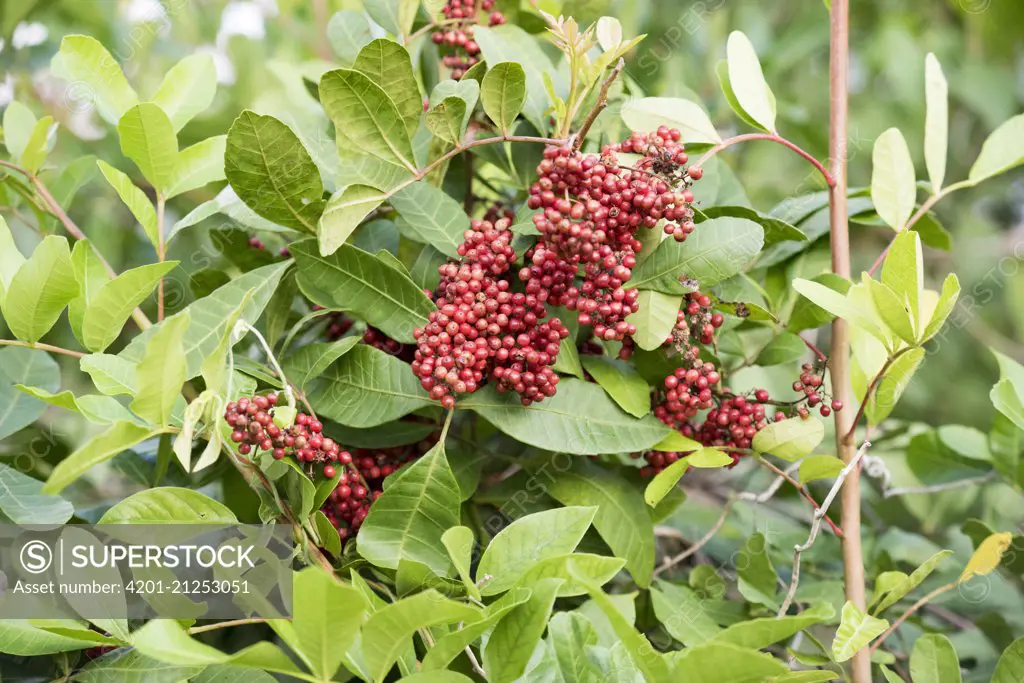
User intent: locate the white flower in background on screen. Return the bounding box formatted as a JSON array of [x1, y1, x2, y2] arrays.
[[196, 45, 237, 85], [122, 0, 167, 25], [11, 22, 48, 50], [0, 74, 14, 108]]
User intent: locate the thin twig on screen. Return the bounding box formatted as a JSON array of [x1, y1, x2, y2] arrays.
[[754, 458, 844, 538], [464, 646, 487, 677], [654, 495, 737, 576], [882, 472, 997, 498], [0, 339, 84, 358], [571, 58, 625, 151], [241, 321, 296, 410], [777, 440, 870, 617], [0, 159, 153, 330], [695, 133, 835, 188], [868, 582, 955, 655], [842, 347, 913, 442]]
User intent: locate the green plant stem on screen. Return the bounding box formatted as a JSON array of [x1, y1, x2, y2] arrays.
[[188, 617, 271, 635], [0, 159, 153, 331], [841, 346, 914, 443], [868, 582, 956, 655], [0, 339, 84, 358], [156, 195, 166, 322], [756, 457, 843, 538], [654, 495, 737, 575], [695, 133, 835, 188], [571, 58, 625, 151]]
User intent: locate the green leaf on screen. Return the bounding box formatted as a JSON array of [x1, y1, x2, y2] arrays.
[[3, 100, 37, 160], [463, 379, 670, 455], [910, 634, 961, 683], [97, 160, 159, 248], [328, 10, 373, 65], [51, 35, 139, 125], [391, 181, 470, 257], [866, 347, 925, 425], [832, 601, 888, 663], [291, 239, 433, 343], [477, 506, 596, 595], [697, 206, 806, 246], [0, 462, 73, 524], [799, 455, 846, 483], [74, 649, 203, 683], [481, 62, 527, 133], [82, 262, 177, 352], [225, 111, 327, 233], [791, 278, 891, 346], [362, 589, 480, 683], [320, 68, 417, 172], [687, 448, 734, 468], [441, 526, 482, 601], [620, 97, 721, 144], [164, 135, 227, 198], [132, 619, 310, 679], [1, 236, 79, 342], [358, 440, 461, 572], [362, 0, 419, 36], [717, 61, 767, 132], [968, 114, 1024, 185], [19, 115, 55, 173], [282, 337, 361, 389], [737, 532, 778, 607], [756, 332, 808, 366], [151, 54, 217, 132], [353, 39, 422, 136], [881, 229, 923, 334], [422, 588, 532, 671], [871, 549, 954, 616], [130, 312, 189, 425], [544, 457, 655, 587], [650, 581, 722, 646], [484, 578, 563, 683], [788, 273, 852, 333], [44, 421, 165, 494], [117, 103, 178, 194], [473, 25, 560, 133], [713, 602, 835, 649], [15, 386, 136, 425], [574, 570, 669, 681], [992, 637, 1024, 683], [866, 278, 916, 345], [0, 216, 26, 303], [548, 611, 600, 683], [726, 31, 776, 132], [644, 458, 690, 507], [631, 217, 763, 293], [924, 53, 948, 193], [68, 240, 109, 344], [871, 128, 917, 231], [517, 553, 625, 597], [98, 487, 237, 524], [627, 290, 681, 351], [290, 568, 368, 681], [921, 273, 960, 342], [0, 620, 104, 655], [118, 261, 290, 378], [580, 355, 651, 418], [426, 97, 468, 144], [318, 184, 388, 256], [430, 78, 479, 134], [0, 346, 59, 439], [752, 417, 825, 461], [669, 642, 787, 683], [81, 354, 138, 396], [310, 343, 431, 428]]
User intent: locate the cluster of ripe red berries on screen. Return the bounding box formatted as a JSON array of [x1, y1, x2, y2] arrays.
[[670, 291, 725, 348], [432, 0, 505, 80], [793, 362, 843, 418], [521, 127, 700, 348], [412, 219, 568, 408], [225, 395, 350, 478], [320, 438, 435, 540]]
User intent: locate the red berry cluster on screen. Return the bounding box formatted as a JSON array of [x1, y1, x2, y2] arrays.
[[668, 292, 725, 348], [653, 361, 721, 427], [320, 438, 437, 541], [521, 127, 700, 347], [683, 393, 772, 465], [364, 326, 416, 362], [224, 394, 350, 478], [324, 311, 353, 341], [431, 0, 505, 80], [792, 361, 843, 417], [412, 219, 568, 408]]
